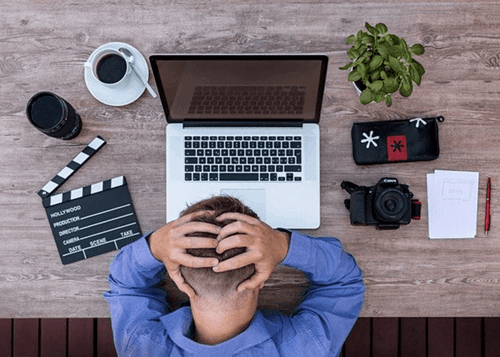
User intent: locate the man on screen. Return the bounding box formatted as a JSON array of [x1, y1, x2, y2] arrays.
[[104, 196, 364, 356]]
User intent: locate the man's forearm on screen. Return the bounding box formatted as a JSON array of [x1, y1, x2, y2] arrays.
[[280, 231, 364, 356], [282, 231, 363, 289], [281, 230, 364, 319], [104, 234, 168, 315]]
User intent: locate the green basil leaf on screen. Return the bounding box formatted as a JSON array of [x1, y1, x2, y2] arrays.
[[409, 64, 421, 85], [388, 34, 400, 46], [365, 23, 379, 36], [380, 70, 388, 80], [360, 88, 375, 104], [370, 80, 384, 93], [339, 63, 354, 71], [384, 95, 393, 107], [346, 35, 356, 44], [411, 44, 425, 55], [383, 77, 399, 93], [369, 55, 384, 71], [388, 45, 403, 59], [411, 59, 426, 76], [363, 34, 375, 44], [388, 55, 402, 72], [348, 48, 360, 60], [374, 92, 385, 103], [357, 62, 367, 77], [400, 75, 413, 97], [375, 23, 388, 35], [400, 38, 411, 61], [347, 69, 362, 82], [370, 69, 381, 81], [377, 44, 389, 59]]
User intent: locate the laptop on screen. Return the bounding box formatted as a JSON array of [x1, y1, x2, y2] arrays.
[[149, 54, 328, 229]]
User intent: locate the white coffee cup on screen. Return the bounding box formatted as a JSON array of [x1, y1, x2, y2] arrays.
[[84, 48, 131, 89]]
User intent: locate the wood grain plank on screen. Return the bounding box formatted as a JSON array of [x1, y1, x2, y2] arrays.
[[13, 318, 39, 357], [456, 317, 482, 357], [344, 318, 371, 357], [0, 319, 13, 357], [68, 318, 94, 357], [484, 317, 500, 357], [400, 318, 426, 357], [40, 318, 67, 357], [428, 318, 454, 357], [372, 318, 398, 357], [97, 318, 117, 357]]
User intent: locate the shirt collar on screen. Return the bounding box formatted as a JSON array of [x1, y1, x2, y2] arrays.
[[160, 307, 281, 356]]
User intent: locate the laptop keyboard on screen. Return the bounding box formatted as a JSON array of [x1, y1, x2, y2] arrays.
[[188, 86, 306, 115], [184, 135, 303, 182]]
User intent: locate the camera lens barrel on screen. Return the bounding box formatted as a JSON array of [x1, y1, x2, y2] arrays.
[[374, 188, 409, 222]]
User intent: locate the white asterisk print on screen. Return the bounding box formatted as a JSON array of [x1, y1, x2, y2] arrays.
[[409, 118, 427, 128], [361, 131, 380, 149]]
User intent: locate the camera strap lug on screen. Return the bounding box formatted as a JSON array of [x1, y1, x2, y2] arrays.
[[411, 200, 422, 220], [341, 180, 359, 194]]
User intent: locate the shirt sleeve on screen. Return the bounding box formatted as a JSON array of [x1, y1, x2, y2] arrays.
[[279, 231, 365, 356], [103, 234, 172, 356]]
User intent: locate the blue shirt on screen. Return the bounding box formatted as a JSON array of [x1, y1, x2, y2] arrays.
[[104, 231, 364, 357]]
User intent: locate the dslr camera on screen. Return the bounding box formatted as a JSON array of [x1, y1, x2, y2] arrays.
[[341, 178, 421, 229]]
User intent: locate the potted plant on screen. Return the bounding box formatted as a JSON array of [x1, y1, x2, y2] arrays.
[[340, 23, 425, 106]]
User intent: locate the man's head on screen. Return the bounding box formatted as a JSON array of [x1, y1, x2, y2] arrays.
[[179, 196, 258, 299]]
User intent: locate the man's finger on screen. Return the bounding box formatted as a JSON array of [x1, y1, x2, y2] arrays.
[[168, 269, 196, 299], [176, 280, 196, 299], [217, 220, 253, 241], [216, 212, 260, 225], [213, 251, 258, 272], [177, 237, 218, 249], [237, 272, 268, 292], [177, 221, 222, 236], [173, 210, 215, 227], [216, 234, 251, 254], [175, 254, 219, 268]]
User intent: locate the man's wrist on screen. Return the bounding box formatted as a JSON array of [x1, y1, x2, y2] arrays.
[[128, 233, 165, 272], [275, 228, 291, 263], [146, 230, 162, 262]]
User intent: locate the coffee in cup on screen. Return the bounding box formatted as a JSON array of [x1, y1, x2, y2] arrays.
[[85, 48, 131, 89], [26, 92, 82, 140], [96, 53, 128, 84]]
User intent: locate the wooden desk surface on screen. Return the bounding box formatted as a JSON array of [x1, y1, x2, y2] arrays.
[[1, 0, 499, 318]]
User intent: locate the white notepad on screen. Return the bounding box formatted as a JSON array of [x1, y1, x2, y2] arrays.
[[427, 170, 479, 239]]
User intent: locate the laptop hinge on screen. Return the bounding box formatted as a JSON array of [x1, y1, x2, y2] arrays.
[[182, 120, 303, 128]]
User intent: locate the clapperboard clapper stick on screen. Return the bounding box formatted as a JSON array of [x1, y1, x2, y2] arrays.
[[38, 136, 106, 198], [38, 136, 142, 264]]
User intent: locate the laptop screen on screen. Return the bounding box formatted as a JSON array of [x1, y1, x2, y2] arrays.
[[150, 55, 328, 123]]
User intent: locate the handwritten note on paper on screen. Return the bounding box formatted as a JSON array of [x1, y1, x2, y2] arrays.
[[427, 170, 479, 239]]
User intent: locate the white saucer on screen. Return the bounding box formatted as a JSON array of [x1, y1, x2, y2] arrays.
[[84, 42, 149, 106]]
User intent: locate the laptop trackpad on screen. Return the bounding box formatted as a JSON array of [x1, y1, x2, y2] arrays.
[[220, 189, 266, 221]]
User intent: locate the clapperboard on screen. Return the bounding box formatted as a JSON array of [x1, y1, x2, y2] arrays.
[[38, 136, 142, 264]]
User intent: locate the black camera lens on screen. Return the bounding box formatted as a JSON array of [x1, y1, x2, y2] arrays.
[[374, 188, 408, 222], [26, 92, 82, 140]]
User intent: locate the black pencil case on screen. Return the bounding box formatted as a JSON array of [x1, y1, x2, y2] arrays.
[[351, 116, 444, 165]]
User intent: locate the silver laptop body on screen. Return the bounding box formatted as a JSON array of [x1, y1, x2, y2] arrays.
[[150, 54, 328, 229]]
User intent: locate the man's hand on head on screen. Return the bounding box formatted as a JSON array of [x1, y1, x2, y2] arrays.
[[212, 213, 291, 292], [147, 211, 221, 298]]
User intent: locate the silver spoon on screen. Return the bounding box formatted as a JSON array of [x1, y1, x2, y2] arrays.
[[119, 47, 157, 98]]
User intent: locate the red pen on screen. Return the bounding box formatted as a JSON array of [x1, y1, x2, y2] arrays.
[[485, 178, 491, 236]]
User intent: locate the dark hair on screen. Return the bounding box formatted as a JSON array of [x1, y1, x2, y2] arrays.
[[179, 196, 258, 298]]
